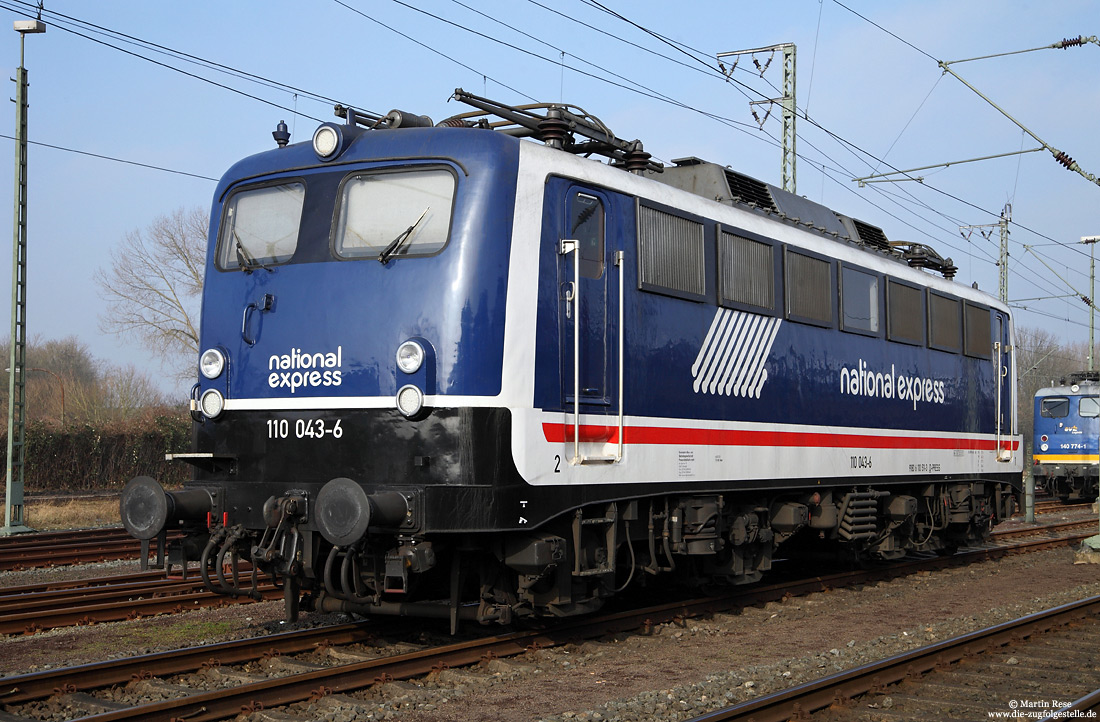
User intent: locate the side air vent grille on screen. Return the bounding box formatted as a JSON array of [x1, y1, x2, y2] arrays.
[[852, 219, 890, 250], [723, 170, 777, 213]]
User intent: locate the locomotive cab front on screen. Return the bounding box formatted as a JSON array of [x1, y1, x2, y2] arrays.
[[122, 109, 527, 623]]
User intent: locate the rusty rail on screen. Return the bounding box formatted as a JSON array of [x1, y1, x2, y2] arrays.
[[0, 527, 179, 571], [685, 596, 1100, 722], [0, 567, 273, 636]]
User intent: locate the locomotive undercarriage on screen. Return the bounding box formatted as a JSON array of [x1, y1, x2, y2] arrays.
[[163, 477, 1013, 630], [126, 474, 1014, 630], [1034, 465, 1099, 503]]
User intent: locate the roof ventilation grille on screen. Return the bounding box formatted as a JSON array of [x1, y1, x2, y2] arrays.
[[723, 169, 777, 213], [851, 219, 890, 250]]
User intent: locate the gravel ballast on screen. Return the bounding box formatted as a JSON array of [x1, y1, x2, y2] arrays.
[[1, 526, 1098, 721]]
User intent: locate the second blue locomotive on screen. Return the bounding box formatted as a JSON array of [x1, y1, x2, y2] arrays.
[[1033, 371, 1099, 502]]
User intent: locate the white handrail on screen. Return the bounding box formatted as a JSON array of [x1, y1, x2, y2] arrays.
[[559, 239, 623, 466]]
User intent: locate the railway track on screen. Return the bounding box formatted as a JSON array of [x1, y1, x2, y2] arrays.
[[991, 517, 1098, 540], [0, 568, 279, 635], [0, 527, 164, 571], [686, 596, 1100, 722], [1028, 498, 1094, 516], [0, 523, 1092, 721]]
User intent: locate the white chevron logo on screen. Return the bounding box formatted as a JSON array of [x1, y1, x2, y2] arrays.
[[690, 309, 781, 398]]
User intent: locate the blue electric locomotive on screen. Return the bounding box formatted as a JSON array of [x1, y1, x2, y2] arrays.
[[1033, 371, 1099, 501], [121, 91, 1023, 627]]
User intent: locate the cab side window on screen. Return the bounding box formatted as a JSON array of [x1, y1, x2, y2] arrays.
[[1041, 397, 1069, 418], [570, 193, 604, 279]]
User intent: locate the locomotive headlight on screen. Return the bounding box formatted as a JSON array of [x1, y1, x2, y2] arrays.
[[200, 389, 225, 419], [396, 384, 424, 417], [199, 348, 225, 379], [312, 125, 340, 159], [1040, 443, 1049, 452], [396, 340, 424, 374]]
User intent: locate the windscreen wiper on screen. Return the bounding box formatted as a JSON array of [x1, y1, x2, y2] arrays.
[[234, 231, 271, 273], [378, 207, 430, 265]]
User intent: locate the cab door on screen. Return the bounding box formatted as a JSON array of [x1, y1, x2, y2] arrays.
[[994, 312, 1014, 461], [556, 185, 621, 464]]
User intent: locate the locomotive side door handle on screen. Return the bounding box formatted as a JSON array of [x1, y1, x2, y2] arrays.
[[242, 293, 275, 346], [563, 282, 575, 319]]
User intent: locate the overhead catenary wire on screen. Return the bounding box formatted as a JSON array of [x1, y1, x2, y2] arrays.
[[379, 0, 993, 263], [442, 0, 754, 145], [0, 0, 327, 123], [331, 0, 536, 103], [609, 0, 1097, 297], [576, 1, 1095, 331], [825, 0, 1095, 259], [0, 0, 1088, 327], [570, 3, 1046, 267], [0, 0, 359, 117], [0, 133, 218, 182], [374, 0, 772, 143], [573, 0, 1090, 268], [10, 0, 1050, 275], [804, 0, 825, 115], [367, 0, 1087, 307]]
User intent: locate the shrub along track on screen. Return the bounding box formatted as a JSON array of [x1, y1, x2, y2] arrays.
[[0, 524, 1092, 722]]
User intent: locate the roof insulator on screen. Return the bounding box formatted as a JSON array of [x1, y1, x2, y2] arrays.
[[623, 142, 652, 175], [537, 109, 571, 150]]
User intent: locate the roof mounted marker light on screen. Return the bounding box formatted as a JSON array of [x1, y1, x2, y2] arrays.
[[313, 124, 341, 160]]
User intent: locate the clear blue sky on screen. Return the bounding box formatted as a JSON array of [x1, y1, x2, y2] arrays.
[[1, 0, 1097, 395]]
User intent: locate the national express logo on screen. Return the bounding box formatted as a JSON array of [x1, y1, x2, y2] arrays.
[[692, 309, 781, 398], [840, 359, 945, 410], [268, 346, 343, 393]]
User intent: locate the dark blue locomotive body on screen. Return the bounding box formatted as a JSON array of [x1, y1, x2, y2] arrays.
[[122, 93, 1022, 626], [1032, 372, 1099, 502]]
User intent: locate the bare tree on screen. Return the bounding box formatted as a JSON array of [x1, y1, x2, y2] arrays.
[[96, 207, 208, 379], [1015, 326, 1091, 458], [70, 363, 171, 424], [0, 336, 171, 426]]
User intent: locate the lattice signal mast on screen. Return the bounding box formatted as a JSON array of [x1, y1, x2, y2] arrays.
[[5, 16, 45, 536], [718, 43, 796, 194]]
